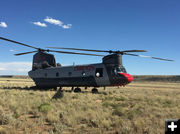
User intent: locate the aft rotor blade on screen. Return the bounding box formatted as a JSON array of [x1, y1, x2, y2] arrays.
[[47, 47, 109, 53], [125, 53, 174, 61], [0, 37, 39, 50], [49, 50, 105, 56], [14, 51, 38, 56]]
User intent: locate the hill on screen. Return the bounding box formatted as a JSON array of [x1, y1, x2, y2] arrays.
[[133, 75, 180, 82]]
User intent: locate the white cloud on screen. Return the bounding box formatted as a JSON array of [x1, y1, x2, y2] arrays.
[[0, 62, 32, 75], [9, 49, 16, 52], [32, 21, 47, 27], [17, 68, 29, 72], [62, 24, 72, 29], [44, 16, 63, 26], [0, 22, 7, 28], [0, 68, 6, 71], [32, 17, 72, 29]]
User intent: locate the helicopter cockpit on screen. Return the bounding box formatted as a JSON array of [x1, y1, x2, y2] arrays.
[[113, 66, 127, 75]]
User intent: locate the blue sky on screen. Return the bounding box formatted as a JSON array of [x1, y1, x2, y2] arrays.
[[0, 0, 179, 75]]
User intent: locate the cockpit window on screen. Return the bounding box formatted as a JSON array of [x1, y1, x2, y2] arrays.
[[113, 66, 126, 74], [116, 67, 123, 73]]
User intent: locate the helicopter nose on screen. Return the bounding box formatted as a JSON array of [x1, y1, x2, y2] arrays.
[[120, 73, 133, 83], [127, 74, 133, 82]]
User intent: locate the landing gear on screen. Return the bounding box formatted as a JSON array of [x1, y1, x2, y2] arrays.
[[53, 87, 57, 91], [92, 88, 98, 94], [74, 87, 81, 93]]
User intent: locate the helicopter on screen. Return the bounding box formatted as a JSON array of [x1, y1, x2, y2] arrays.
[[0, 37, 173, 93]]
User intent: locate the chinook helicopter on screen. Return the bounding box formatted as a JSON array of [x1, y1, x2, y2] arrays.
[[0, 37, 173, 93]]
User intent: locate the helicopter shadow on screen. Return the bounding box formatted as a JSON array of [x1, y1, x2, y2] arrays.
[[52, 89, 108, 99], [1, 86, 56, 91], [1, 86, 108, 95]]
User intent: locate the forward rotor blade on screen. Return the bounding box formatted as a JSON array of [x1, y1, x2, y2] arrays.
[[121, 50, 147, 53], [150, 56, 174, 61], [14, 51, 38, 56], [49, 50, 105, 56], [47, 47, 109, 53], [0, 37, 39, 50], [125, 53, 174, 61]]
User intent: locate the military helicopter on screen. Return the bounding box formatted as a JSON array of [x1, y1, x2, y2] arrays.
[[0, 37, 173, 93]]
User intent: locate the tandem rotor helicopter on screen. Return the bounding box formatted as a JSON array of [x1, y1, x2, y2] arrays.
[[0, 37, 173, 93]]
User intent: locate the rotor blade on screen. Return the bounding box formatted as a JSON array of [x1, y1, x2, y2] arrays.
[[0, 37, 39, 50], [47, 47, 110, 53], [121, 50, 147, 53], [124, 53, 174, 61], [150, 56, 174, 61], [47, 47, 147, 54], [14, 51, 38, 56], [49, 50, 105, 56]]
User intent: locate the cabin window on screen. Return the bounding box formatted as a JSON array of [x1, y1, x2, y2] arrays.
[[56, 72, 59, 77], [95, 68, 103, 77], [68, 72, 72, 76], [82, 71, 86, 76]]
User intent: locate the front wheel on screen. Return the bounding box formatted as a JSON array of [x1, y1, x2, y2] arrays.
[[92, 88, 98, 94]]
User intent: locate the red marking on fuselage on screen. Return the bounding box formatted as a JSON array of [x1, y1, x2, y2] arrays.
[[34, 56, 46, 61], [120, 73, 133, 83], [74, 66, 95, 72], [111, 73, 133, 86]]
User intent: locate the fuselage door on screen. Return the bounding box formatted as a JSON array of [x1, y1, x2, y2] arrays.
[[94, 66, 110, 86]]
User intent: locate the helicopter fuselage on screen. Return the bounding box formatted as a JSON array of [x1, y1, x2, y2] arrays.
[[28, 63, 133, 88]]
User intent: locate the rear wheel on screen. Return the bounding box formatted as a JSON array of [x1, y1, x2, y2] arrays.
[[74, 87, 81, 93]]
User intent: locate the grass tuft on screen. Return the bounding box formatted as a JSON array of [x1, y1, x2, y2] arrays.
[[38, 103, 52, 114], [112, 106, 125, 116]]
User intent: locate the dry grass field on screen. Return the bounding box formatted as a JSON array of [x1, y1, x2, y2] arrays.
[[0, 76, 180, 134]]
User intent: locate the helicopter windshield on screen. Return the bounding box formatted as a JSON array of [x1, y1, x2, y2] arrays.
[[113, 66, 126, 74]]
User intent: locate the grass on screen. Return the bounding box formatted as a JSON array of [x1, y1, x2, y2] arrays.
[[0, 77, 180, 133], [38, 103, 52, 114]]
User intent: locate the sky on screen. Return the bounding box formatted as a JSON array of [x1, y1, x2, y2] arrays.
[[0, 0, 180, 75]]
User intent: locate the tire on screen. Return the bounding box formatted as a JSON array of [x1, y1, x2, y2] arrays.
[[92, 88, 98, 94], [74, 88, 81, 93]]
